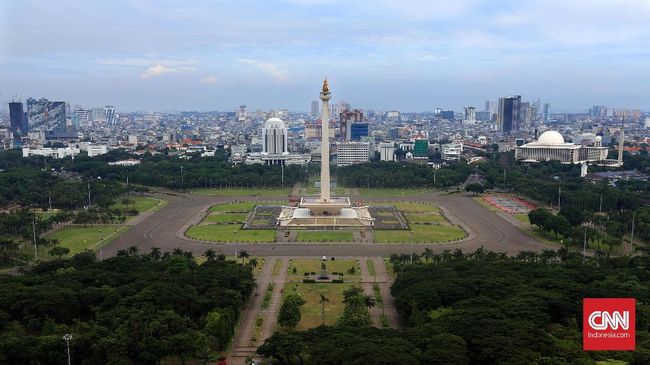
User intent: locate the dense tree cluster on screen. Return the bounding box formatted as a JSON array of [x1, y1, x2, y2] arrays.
[[278, 293, 306, 330], [390, 248, 650, 364], [57, 150, 308, 190], [0, 248, 255, 364], [336, 161, 471, 188]]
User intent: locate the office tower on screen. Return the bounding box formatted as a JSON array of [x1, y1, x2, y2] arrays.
[[476, 111, 491, 121], [497, 95, 521, 133], [543, 102, 551, 123], [26, 98, 67, 131], [311, 100, 319, 117], [485, 100, 495, 113], [331, 101, 351, 117], [533, 98, 541, 119], [336, 141, 370, 166], [463, 106, 476, 124], [262, 117, 288, 154], [9, 101, 26, 132], [340, 109, 363, 141], [440, 110, 455, 120], [590, 105, 607, 118], [350, 122, 369, 141], [104, 106, 116, 124], [521, 102, 534, 126]]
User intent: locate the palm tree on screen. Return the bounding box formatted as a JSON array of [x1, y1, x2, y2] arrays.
[[248, 258, 259, 269], [126, 246, 139, 256], [204, 248, 217, 262], [238, 250, 250, 264], [149, 247, 162, 260], [319, 294, 329, 326], [422, 248, 434, 263]]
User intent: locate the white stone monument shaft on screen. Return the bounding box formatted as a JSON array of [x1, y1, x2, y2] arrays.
[[319, 79, 332, 202]]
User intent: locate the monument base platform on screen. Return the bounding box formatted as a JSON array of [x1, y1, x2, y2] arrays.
[[278, 196, 374, 227]]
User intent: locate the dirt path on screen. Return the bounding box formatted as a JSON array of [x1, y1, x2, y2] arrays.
[[372, 257, 401, 328], [260, 257, 290, 340], [359, 258, 382, 327]]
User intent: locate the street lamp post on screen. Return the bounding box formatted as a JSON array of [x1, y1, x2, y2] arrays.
[[63, 333, 72, 365]]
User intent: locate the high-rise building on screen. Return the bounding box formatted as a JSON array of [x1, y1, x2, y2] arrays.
[[521, 102, 534, 126], [463, 106, 476, 124], [331, 101, 351, 118], [340, 109, 363, 141], [476, 111, 491, 121], [262, 117, 288, 155], [237, 105, 247, 120], [440, 110, 455, 120], [350, 123, 369, 141], [589, 105, 607, 118], [379, 142, 395, 162], [336, 141, 370, 166], [104, 106, 116, 124], [413, 139, 429, 159], [497, 95, 521, 133], [485, 101, 495, 113], [311, 100, 319, 117], [543, 102, 551, 123], [26, 98, 67, 131], [9, 101, 26, 132]]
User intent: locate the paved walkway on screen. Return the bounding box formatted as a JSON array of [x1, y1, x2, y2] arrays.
[[372, 257, 401, 328], [359, 258, 381, 327], [228, 257, 275, 364], [228, 257, 289, 365]]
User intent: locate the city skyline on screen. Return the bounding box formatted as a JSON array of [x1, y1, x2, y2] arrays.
[[1, 0, 650, 112]]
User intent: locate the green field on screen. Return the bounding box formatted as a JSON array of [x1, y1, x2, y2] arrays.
[[111, 196, 163, 213], [185, 224, 275, 243], [514, 214, 530, 224], [192, 188, 290, 196], [371, 202, 466, 243], [288, 258, 360, 277], [203, 213, 248, 223], [48, 225, 130, 255], [374, 224, 466, 243], [358, 188, 428, 197], [208, 201, 280, 213], [295, 231, 354, 242], [282, 282, 354, 329]]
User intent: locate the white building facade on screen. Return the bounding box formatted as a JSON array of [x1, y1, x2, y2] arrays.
[[336, 141, 370, 166]]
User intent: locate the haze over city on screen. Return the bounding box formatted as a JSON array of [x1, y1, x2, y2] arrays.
[[2, 0, 650, 112]]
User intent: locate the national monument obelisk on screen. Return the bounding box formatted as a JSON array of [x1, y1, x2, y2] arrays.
[[277, 79, 373, 227], [319, 79, 331, 202]]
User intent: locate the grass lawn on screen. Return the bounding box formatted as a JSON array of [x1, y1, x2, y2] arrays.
[[295, 231, 354, 242], [374, 224, 466, 243], [358, 188, 428, 197], [186, 224, 275, 243], [367, 259, 376, 277], [192, 188, 290, 196], [373, 202, 466, 243], [48, 225, 130, 256], [383, 258, 395, 278], [514, 214, 530, 225], [203, 213, 248, 223], [208, 201, 280, 213], [282, 282, 354, 329], [112, 196, 163, 213], [288, 258, 360, 277]]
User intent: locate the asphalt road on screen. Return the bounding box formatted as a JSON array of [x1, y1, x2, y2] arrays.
[[105, 191, 552, 257]]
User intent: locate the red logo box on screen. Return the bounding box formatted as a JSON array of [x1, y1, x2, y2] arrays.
[[583, 298, 635, 351]]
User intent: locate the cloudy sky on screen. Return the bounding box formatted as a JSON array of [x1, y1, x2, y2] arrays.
[[1, 0, 649, 112]]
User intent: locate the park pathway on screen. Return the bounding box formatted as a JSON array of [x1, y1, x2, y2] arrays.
[[228, 257, 276, 365], [359, 258, 382, 327], [260, 257, 290, 340], [372, 257, 401, 328]]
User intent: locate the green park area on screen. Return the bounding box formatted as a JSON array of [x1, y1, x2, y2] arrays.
[[358, 188, 428, 197], [282, 282, 354, 329], [47, 225, 130, 256], [186, 202, 278, 243], [287, 258, 361, 279], [111, 196, 164, 213], [296, 231, 354, 242], [373, 202, 466, 243], [192, 188, 291, 197]]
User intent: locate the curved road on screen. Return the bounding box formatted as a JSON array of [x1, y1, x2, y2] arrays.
[[105, 190, 552, 257]]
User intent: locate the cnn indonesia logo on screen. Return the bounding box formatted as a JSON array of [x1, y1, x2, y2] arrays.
[[583, 298, 635, 351]]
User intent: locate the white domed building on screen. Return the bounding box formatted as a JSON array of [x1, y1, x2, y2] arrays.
[[243, 117, 311, 166], [515, 131, 608, 164]]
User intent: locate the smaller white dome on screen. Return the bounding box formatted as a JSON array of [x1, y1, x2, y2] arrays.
[[264, 117, 285, 129], [537, 131, 565, 145], [595, 136, 602, 141]]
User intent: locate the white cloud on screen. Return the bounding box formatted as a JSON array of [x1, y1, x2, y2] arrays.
[[201, 75, 219, 84], [238, 59, 289, 82], [140, 64, 197, 80]]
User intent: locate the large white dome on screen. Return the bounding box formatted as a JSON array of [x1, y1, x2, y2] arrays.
[[264, 117, 285, 129], [537, 131, 565, 145]]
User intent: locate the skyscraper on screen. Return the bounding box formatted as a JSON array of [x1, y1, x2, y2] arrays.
[[262, 117, 288, 155], [9, 101, 26, 132], [104, 106, 116, 124], [543, 102, 551, 123], [497, 95, 521, 133], [340, 109, 363, 141], [463, 106, 476, 124], [311, 100, 319, 117], [26, 97, 67, 131]]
